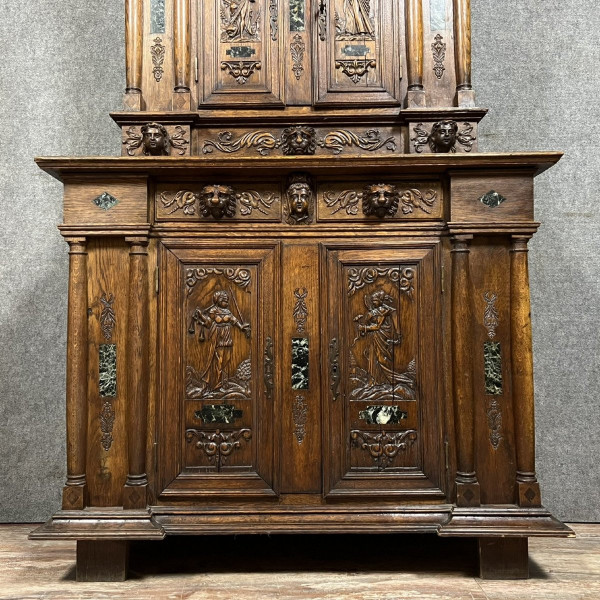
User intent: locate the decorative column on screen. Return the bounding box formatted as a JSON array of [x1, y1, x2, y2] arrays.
[[510, 236, 541, 507], [173, 0, 192, 109], [451, 235, 480, 506], [62, 238, 89, 510], [406, 0, 425, 107], [452, 0, 475, 106], [124, 0, 144, 110], [123, 237, 150, 509]]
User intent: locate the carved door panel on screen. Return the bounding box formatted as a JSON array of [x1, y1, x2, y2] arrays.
[[158, 242, 279, 499], [323, 243, 446, 499], [198, 0, 284, 106], [314, 0, 401, 106]]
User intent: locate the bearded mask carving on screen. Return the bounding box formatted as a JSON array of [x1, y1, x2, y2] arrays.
[[198, 184, 237, 219], [362, 184, 400, 218], [281, 126, 317, 156]]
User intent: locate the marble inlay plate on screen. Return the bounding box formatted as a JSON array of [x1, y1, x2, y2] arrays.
[[359, 405, 408, 425], [430, 0, 446, 31], [484, 341, 503, 395], [194, 404, 243, 424], [151, 0, 166, 34], [92, 191, 119, 211], [292, 337, 309, 390], [290, 0, 305, 32], [226, 46, 256, 58], [99, 344, 117, 398], [480, 190, 507, 208], [342, 44, 369, 57]]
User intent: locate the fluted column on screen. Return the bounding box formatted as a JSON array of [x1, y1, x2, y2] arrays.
[[124, 0, 144, 110], [62, 238, 88, 510], [173, 0, 192, 109], [452, 0, 475, 106], [451, 235, 480, 506], [406, 0, 425, 107], [510, 236, 541, 507], [123, 237, 150, 509]]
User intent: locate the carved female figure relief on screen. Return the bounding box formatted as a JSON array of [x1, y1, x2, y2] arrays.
[[187, 290, 251, 399], [285, 173, 314, 224], [220, 0, 260, 42], [335, 0, 375, 39]]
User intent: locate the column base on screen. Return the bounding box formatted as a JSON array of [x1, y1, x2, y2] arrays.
[[517, 480, 542, 508], [456, 481, 480, 507], [479, 537, 528, 579], [62, 484, 87, 510], [123, 484, 148, 510], [76, 540, 129, 582], [123, 91, 144, 111], [406, 89, 427, 108], [172, 91, 191, 111], [456, 88, 476, 107]]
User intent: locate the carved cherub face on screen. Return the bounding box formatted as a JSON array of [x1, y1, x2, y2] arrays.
[[141, 123, 169, 156], [362, 184, 399, 218], [281, 126, 317, 155], [429, 120, 458, 153], [199, 184, 237, 219]]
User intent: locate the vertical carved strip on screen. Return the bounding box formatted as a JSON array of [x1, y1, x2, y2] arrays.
[[453, 0, 474, 105], [125, 0, 143, 95], [451, 236, 479, 506], [63, 238, 88, 510], [510, 236, 541, 507], [174, 0, 191, 92], [406, 0, 425, 107], [123, 238, 150, 509]]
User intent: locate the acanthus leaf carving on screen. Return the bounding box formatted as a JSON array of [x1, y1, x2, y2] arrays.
[[317, 129, 396, 155], [238, 190, 276, 215], [324, 189, 360, 215], [185, 428, 252, 468], [99, 292, 116, 341], [169, 125, 189, 155], [399, 189, 438, 215], [160, 190, 199, 215], [431, 34, 446, 79], [100, 401, 115, 452], [335, 59, 376, 83], [350, 430, 418, 469], [293, 288, 309, 333], [292, 395, 308, 444], [483, 292, 500, 339], [150, 37, 165, 82], [221, 60, 262, 84], [203, 131, 280, 156], [290, 34, 306, 80]]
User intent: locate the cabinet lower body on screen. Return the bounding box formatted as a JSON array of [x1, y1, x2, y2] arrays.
[[30, 235, 572, 580]]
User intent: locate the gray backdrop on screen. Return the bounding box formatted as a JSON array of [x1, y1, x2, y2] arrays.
[[1, 1, 598, 522]]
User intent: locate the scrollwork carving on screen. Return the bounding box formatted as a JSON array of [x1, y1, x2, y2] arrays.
[[324, 190, 361, 215], [335, 59, 376, 83], [411, 121, 475, 154], [317, 129, 396, 155], [185, 428, 252, 467], [347, 267, 414, 297], [400, 189, 438, 215], [350, 430, 418, 469], [238, 190, 276, 215], [160, 190, 199, 215], [186, 268, 252, 293], [293, 288, 309, 333], [203, 131, 280, 156], [292, 395, 308, 444], [99, 292, 116, 341], [150, 37, 165, 82], [221, 60, 262, 84], [169, 126, 189, 155], [290, 34, 306, 80], [431, 34, 446, 79]]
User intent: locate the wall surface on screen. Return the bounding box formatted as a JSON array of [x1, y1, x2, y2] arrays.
[[1, 1, 598, 522]]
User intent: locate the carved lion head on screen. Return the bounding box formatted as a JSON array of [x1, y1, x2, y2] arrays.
[[198, 185, 237, 219], [362, 183, 399, 218], [281, 126, 317, 156]]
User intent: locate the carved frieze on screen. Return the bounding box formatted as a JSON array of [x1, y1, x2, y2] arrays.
[[350, 430, 418, 469], [185, 428, 252, 466], [185, 268, 252, 293], [221, 60, 262, 84], [150, 37, 165, 82], [290, 34, 306, 80], [99, 292, 116, 341], [284, 173, 314, 224], [220, 0, 260, 42], [431, 34, 446, 79], [123, 123, 189, 156], [347, 266, 414, 297], [411, 121, 476, 154], [293, 288, 309, 333], [202, 128, 397, 156], [292, 395, 308, 444], [335, 58, 376, 83]]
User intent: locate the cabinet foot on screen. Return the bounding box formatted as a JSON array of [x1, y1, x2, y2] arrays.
[[478, 537, 528, 579], [76, 540, 129, 582]]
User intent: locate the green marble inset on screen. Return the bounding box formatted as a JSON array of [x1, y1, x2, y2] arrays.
[[99, 344, 117, 398], [151, 0, 166, 34], [359, 405, 408, 425], [195, 404, 243, 424], [484, 342, 503, 395], [226, 46, 256, 58], [290, 0, 305, 32], [430, 0, 446, 31], [92, 191, 119, 211], [342, 45, 369, 57], [292, 338, 309, 390], [480, 190, 507, 208]]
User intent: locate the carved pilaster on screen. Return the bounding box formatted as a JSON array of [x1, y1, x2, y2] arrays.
[[510, 236, 541, 507], [173, 0, 191, 109], [406, 0, 425, 107], [123, 237, 150, 509], [63, 238, 88, 510], [124, 0, 143, 110], [452, 0, 475, 106], [451, 235, 480, 506]]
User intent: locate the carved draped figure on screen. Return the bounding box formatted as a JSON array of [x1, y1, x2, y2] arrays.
[[342, 0, 374, 36], [221, 0, 260, 41]]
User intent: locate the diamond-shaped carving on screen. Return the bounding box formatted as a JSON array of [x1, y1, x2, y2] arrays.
[[128, 490, 140, 505], [92, 192, 120, 211], [463, 489, 475, 502], [525, 487, 536, 502], [67, 489, 79, 506], [479, 190, 506, 208]]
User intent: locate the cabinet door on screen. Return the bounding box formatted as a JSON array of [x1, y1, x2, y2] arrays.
[[323, 242, 446, 499], [157, 241, 279, 499], [314, 0, 401, 106], [199, 0, 284, 106]]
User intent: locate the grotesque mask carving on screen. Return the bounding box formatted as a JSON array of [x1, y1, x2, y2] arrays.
[[141, 122, 170, 156], [281, 126, 317, 156], [428, 120, 458, 153], [198, 185, 237, 219], [285, 174, 314, 225], [362, 183, 399, 218]]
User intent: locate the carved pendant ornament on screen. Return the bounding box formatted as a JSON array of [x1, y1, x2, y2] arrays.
[[203, 128, 396, 156], [185, 428, 252, 467], [292, 395, 308, 444], [99, 292, 116, 341], [329, 337, 340, 401], [351, 430, 418, 469], [335, 59, 376, 83], [284, 173, 314, 224], [150, 37, 165, 82], [290, 34, 306, 80], [293, 288, 309, 333], [411, 121, 476, 154], [264, 337, 274, 401], [431, 34, 446, 79], [100, 401, 115, 452], [124, 123, 189, 156], [269, 0, 278, 40], [221, 60, 261, 84]]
